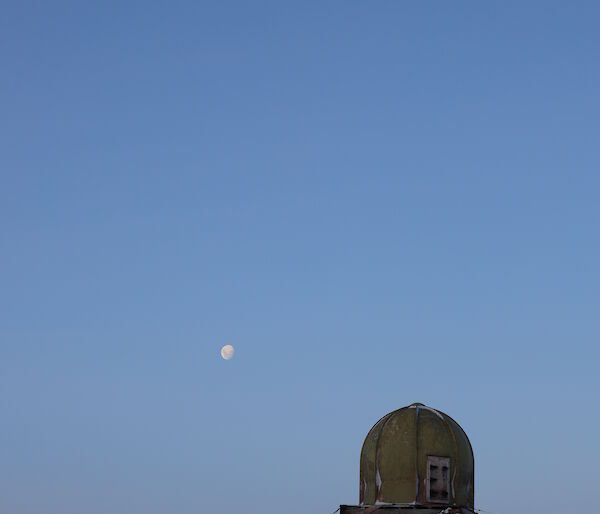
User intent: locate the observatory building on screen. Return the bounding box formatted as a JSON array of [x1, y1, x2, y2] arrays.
[[340, 403, 474, 514]]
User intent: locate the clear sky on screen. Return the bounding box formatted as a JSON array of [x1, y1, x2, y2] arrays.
[[1, 2, 599, 514]]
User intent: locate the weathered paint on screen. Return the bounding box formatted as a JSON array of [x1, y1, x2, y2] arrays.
[[359, 403, 474, 509]]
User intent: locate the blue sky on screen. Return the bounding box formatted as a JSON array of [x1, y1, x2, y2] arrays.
[[1, 2, 599, 514]]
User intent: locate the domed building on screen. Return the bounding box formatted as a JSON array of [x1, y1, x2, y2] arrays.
[[340, 403, 474, 514]]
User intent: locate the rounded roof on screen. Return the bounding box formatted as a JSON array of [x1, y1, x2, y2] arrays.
[[360, 402, 474, 508]]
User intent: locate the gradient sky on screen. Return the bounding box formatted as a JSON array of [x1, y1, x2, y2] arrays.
[[2, 2, 599, 514]]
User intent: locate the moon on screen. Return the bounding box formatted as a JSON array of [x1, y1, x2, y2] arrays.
[[220, 344, 235, 360]]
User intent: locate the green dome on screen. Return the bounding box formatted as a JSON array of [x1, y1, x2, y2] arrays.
[[360, 403, 474, 508]]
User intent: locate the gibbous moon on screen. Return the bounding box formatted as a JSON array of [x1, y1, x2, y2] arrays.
[[220, 344, 235, 360]]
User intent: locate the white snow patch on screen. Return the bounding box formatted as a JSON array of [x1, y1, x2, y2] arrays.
[[409, 404, 444, 420]]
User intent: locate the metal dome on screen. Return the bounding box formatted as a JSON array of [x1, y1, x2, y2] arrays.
[[360, 402, 474, 508]]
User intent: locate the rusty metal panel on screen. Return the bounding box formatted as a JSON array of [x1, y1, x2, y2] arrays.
[[377, 407, 417, 504]]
